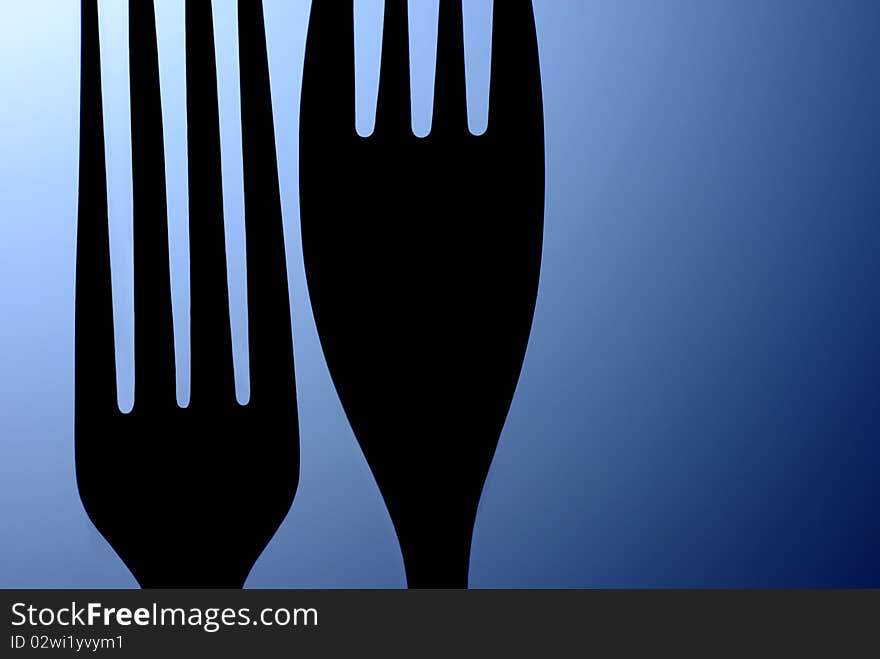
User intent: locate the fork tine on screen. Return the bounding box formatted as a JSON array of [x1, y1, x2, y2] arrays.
[[186, 0, 235, 404], [432, 0, 468, 136], [238, 0, 295, 405], [375, 0, 412, 137], [487, 0, 543, 138], [130, 0, 176, 408], [76, 0, 118, 415], [301, 0, 356, 136]]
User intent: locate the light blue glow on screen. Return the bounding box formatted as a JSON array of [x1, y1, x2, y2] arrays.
[[97, 0, 135, 413], [155, 0, 191, 407], [354, 0, 493, 137], [211, 0, 250, 405]]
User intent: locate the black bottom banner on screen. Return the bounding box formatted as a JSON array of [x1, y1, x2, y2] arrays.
[[1, 590, 876, 657]]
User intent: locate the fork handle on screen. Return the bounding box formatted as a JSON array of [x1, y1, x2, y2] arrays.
[[397, 520, 474, 589]]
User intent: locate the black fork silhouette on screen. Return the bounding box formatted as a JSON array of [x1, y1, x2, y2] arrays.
[[300, 0, 544, 588], [75, 0, 297, 588]]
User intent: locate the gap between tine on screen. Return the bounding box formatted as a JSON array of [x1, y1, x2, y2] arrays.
[[432, 0, 468, 137], [238, 0, 296, 406], [375, 0, 412, 138], [130, 0, 177, 410]]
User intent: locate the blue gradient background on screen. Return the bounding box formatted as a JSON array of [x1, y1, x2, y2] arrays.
[[1, 1, 879, 588]]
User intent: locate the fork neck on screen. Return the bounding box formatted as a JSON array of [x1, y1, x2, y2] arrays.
[[396, 518, 474, 589]]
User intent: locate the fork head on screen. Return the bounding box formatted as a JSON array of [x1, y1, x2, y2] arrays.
[[300, 0, 544, 586], [75, 0, 298, 588]]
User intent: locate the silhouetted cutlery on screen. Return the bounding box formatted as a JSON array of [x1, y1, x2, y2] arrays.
[[300, 0, 544, 588], [75, 0, 298, 588]]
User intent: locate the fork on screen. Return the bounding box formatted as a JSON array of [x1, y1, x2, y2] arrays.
[[75, 0, 298, 588], [300, 0, 544, 588]]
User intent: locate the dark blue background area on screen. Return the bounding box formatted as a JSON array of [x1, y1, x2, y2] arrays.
[[0, 1, 878, 587]]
